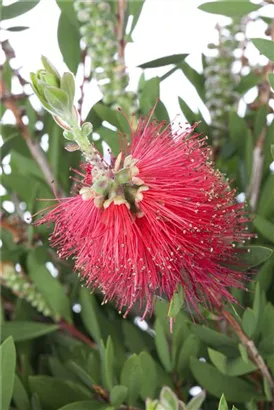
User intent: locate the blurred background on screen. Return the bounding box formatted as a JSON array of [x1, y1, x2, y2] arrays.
[[1, 1, 274, 409]]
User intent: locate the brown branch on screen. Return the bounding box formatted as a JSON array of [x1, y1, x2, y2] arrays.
[[78, 48, 89, 123], [222, 309, 274, 404], [1, 93, 29, 102], [116, 0, 127, 62], [1, 78, 64, 196], [246, 19, 274, 211], [59, 320, 96, 349], [247, 128, 266, 211]]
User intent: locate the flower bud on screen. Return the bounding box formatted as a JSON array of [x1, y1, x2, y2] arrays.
[[30, 57, 75, 122], [81, 122, 93, 137]]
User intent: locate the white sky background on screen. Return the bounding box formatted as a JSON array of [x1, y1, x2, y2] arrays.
[[1, 0, 273, 121]]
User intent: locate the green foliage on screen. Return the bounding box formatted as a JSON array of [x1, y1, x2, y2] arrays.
[[198, 1, 261, 17], [1, 337, 16, 410], [56, 1, 81, 73], [0, 0, 41, 20], [139, 54, 188, 69], [190, 358, 264, 402], [120, 354, 143, 405], [252, 38, 274, 62], [1, 1, 274, 409]]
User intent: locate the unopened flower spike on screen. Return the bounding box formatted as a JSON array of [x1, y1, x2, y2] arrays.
[[35, 108, 252, 321], [30, 56, 99, 163]]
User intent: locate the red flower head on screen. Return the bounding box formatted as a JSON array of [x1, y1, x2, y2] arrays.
[[36, 115, 250, 318]]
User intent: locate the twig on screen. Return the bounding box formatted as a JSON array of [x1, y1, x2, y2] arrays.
[[0, 79, 64, 196], [116, 0, 127, 62], [246, 19, 274, 211], [78, 48, 88, 123], [222, 309, 274, 404], [247, 128, 266, 211], [59, 320, 96, 349], [1, 93, 29, 102]]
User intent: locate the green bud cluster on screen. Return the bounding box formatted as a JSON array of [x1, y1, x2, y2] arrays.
[[80, 153, 148, 216], [30, 57, 104, 165], [146, 386, 205, 410], [74, 0, 137, 114], [31, 56, 76, 125], [0, 263, 57, 320], [204, 22, 243, 145]]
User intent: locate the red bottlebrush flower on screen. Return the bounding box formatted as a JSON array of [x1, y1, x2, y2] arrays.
[[36, 116, 250, 317]]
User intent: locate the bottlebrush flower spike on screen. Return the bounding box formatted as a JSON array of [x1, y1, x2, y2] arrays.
[[35, 114, 250, 318]]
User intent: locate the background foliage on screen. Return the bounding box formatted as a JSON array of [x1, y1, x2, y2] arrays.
[[1, 0, 274, 409]]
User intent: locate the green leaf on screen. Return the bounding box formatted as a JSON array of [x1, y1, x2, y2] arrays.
[[218, 394, 228, 410], [238, 343, 249, 364], [269, 73, 274, 90], [6, 26, 29, 31], [264, 377, 272, 402], [31, 394, 43, 410], [1, 337, 16, 410], [257, 174, 274, 219], [245, 130, 253, 184], [10, 151, 44, 179], [104, 337, 115, 391], [178, 97, 197, 124], [271, 145, 274, 160], [256, 259, 274, 292], [58, 401, 107, 410], [29, 376, 91, 410], [27, 248, 72, 323], [155, 319, 172, 372], [127, 0, 144, 35], [44, 86, 70, 115], [66, 361, 95, 388], [199, 1, 260, 17], [168, 284, 184, 318], [253, 282, 263, 325], [192, 325, 236, 348], [79, 287, 101, 344], [56, 0, 79, 26], [1, 0, 41, 20], [41, 56, 61, 79], [139, 77, 160, 115], [110, 385, 128, 407], [208, 348, 256, 376], [154, 100, 170, 123], [253, 215, 274, 244], [12, 374, 30, 410], [177, 334, 200, 374], [139, 54, 188, 69], [122, 321, 150, 354], [87, 352, 101, 384], [60, 72, 75, 108], [120, 354, 142, 406], [190, 358, 264, 402], [139, 351, 157, 400], [242, 308, 257, 338], [93, 103, 130, 133], [262, 303, 274, 340], [186, 391, 206, 410], [160, 386, 178, 410], [252, 39, 274, 62], [235, 72, 263, 94], [178, 61, 205, 101], [238, 246, 273, 269], [1, 322, 58, 342], [57, 3, 81, 72], [228, 111, 247, 152]]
